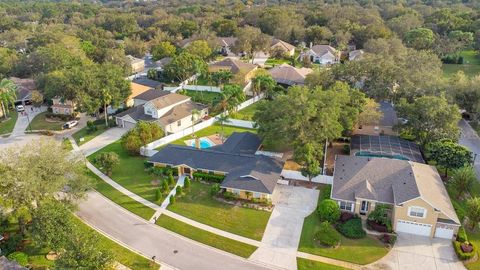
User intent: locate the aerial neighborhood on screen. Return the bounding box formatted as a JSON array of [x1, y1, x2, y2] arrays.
[[1, 1, 480, 270]]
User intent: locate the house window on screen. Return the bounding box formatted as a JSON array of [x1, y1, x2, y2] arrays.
[[253, 192, 261, 199], [408, 206, 426, 218], [339, 201, 354, 212], [177, 120, 181, 126], [232, 189, 240, 195]]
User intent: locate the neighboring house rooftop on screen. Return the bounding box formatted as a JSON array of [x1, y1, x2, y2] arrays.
[[216, 37, 238, 48], [379, 101, 398, 127], [0, 256, 28, 270], [10, 77, 36, 101], [268, 64, 312, 86], [310, 45, 338, 56], [129, 82, 153, 101], [132, 78, 163, 89], [271, 39, 295, 51], [209, 58, 257, 75], [149, 93, 190, 110], [350, 135, 424, 163], [126, 55, 144, 65], [149, 132, 284, 194], [133, 89, 170, 102], [332, 155, 460, 224], [349, 49, 364, 61]]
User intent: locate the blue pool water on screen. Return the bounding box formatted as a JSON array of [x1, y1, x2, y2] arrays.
[[190, 138, 214, 149]]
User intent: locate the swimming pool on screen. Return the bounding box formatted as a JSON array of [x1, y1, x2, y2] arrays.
[[185, 137, 215, 149], [355, 151, 410, 161]]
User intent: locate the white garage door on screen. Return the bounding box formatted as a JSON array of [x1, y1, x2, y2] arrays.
[[396, 220, 432, 236], [121, 120, 136, 130], [434, 227, 454, 239]]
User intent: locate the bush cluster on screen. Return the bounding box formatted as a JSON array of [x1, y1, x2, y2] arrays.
[[340, 212, 354, 223], [7, 251, 29, 266], [453, 241, 476, 260], [86, 120, 98, 134], [45, 112, 75, 121], [315, 222, 341, 247], [192, 172, 225, 183], [336, 218, 366, 239], [317, 199, 341, 223], [380, 234, 396, 245]]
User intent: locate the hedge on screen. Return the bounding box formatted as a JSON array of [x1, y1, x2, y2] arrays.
[[457, 227, 468, 243], [336, 218, 366, 239], [7, 252, 28, 266], [192, 172, 225, 183], [453, 240, 476, 260]]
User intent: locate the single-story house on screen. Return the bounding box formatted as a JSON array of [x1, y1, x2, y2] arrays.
[[270, 39, 296, 57], [10, 77, 36, 105], [115, 89, 208, 133], [132, 78, 163, 90], [301, 45, 340, 65], [349, 49, 364, 61], [331, 155, 460, 239], [208, 58, 257, 84], [51, 97, 76, 115], [268, 63, 312, 86], [216, 37, 238, 56], [149, 132, 285, 201], [126, 55, 145, 74]]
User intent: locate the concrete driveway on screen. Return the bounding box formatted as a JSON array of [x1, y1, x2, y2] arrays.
[[367, 233, 465, 270], [249, 185, 319, 270], [79, 127, 128, 156]]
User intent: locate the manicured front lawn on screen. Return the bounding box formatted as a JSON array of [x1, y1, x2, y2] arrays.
[[87, 170, 155, 220], [265, 57, 292, 67], [298, 186, 389, 265], [0, 110, 18, 135], [231, 101, 264, 121], [167, 181, 271, 240], [29, 112, 64, 131], [297, 258, 350, 270], [72, 119, 110, 146], [88, 140, 162, 205], [74, 216, 158, 270], [162, 123, 257, 148], [182, 90, 221, 106], [156, 215, 257, 258]]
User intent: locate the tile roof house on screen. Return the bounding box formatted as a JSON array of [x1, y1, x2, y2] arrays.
[[332, 155, 460, 239], [268, 64, 312, 86], [208, 58, 257, 84], [349, 49, 364, 61], [149, 132, 284, 200], [126, 55, 145, 74], [270, 39, 296, 57], [115, 89, 207, 133], [302, 45, 340, 65]]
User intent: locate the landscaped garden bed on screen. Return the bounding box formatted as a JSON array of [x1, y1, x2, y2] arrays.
[[166, 180, 271, 240], [298, 185, 389, 265]]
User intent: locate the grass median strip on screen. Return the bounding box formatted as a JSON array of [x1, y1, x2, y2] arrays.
[[87, 170, 155, 220], [297, 258, 351, 270], [156, 215, 257, 258]]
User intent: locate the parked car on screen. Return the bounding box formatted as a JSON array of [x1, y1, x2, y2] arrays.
[[62, 120, 78, 129], [16, 105, 25, 112], [398, 118, 408, 125]]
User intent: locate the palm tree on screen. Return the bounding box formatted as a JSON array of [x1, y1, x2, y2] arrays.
[[0, 78, 17, 119], [450, 165, 476, 199], [216, 113, 231, 143], [101, 89, 112, 127], [191, 109, 200, 136]]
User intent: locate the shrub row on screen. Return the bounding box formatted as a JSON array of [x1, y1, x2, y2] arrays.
[[453, 240, 476, 261], [336, 218, 366, 239], [367, 219, 389, 233], [45, 112, 75, 121], [315, 222, 341, 247], [192, 172, 225, 183]]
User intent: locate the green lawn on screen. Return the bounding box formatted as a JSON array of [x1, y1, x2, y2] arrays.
[[88, 140, 162, 205], [156, 215, 257, 258], [161, 123, 257, 149], [442, 50, 480, 78], [265, 57, 292, 67], [73, 216, 158, 270], [231, 101, 264, 121], [0, 110, 18, 135], [29, 112, 64, 131], [62, 138, 73, 151], [72, 119, 110, 146], [298, 186, 389, 265], [87, 169, 156, 220], [182, 90, 221, 106], [167, 181, 271, 240], [297, 258, 351, 270]]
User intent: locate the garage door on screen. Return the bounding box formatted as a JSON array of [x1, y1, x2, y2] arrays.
[[396, 220, 432, 236], [434, 227, 454, 239]]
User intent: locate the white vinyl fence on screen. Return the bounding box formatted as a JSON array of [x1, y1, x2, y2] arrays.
[[281, 170, 333, 184], [226, 119, 255, 129], [183, 85, 221, 93]]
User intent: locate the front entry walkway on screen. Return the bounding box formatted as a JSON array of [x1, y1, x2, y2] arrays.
[[366, 233, 465, 270], [249, 185, 319, 270]]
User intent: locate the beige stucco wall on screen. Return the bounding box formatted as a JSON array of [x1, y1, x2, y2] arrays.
[[393, 198, 439, 237], [226, 188, 270, 200]]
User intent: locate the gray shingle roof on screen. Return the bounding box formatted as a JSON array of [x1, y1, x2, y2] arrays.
[[132, 78, 163, 89], [133, 89, 170, 102], [210, 132, 261, 155], [332, 156, 460, 224], [149, 132, 284, 194]]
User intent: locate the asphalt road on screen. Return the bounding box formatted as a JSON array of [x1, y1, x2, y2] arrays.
[[76, 191, 271, 270], [459, 119, 480, 176]]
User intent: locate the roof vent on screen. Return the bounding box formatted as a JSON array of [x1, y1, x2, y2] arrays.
[[403, 182, 406, 185]]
